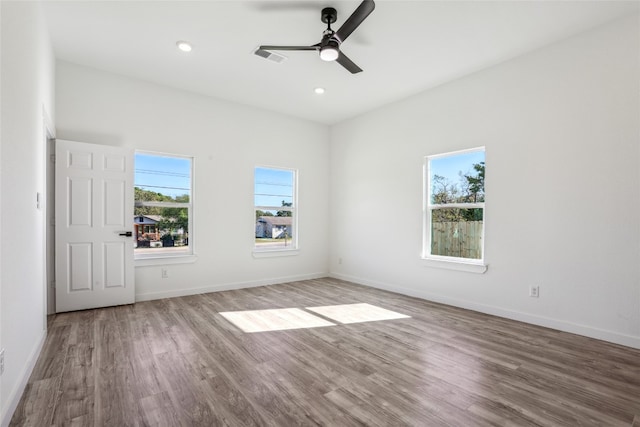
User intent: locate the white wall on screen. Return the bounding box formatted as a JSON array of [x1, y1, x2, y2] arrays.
[[330, 15, 640, 349], [55, 61, 330, 301], [0, 1, 55, 425], [0, 1, 3, 417]]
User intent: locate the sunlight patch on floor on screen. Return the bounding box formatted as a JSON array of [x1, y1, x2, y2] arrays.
[[306, 303, 410, 324], [219, 308, 335, 333]]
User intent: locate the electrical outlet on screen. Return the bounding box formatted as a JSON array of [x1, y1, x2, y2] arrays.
[[529, 285, 540, 298], [1, 348, 5, 375], [161, 268, 169, 279], [338, 257, 343, 265]]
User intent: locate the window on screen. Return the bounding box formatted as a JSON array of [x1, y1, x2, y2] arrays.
[[424, 147, 485, 264], [134, 152, 193, 258], [254, 167, 297, 251]]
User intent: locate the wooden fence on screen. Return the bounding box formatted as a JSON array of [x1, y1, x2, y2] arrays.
[[431, 221, 483, 259]]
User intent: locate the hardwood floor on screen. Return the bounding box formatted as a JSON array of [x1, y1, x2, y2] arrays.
[[10, 278, 640, 426]]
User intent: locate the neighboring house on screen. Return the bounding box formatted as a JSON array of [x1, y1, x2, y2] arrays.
[[256, 216, 292, 239], [134, 215, 187, 248], [134, 215, 162, 246]]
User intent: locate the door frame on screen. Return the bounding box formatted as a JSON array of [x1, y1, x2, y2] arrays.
[[43, 109, 55, 321]]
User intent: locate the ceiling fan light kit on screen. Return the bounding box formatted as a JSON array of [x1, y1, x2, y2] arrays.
[[320, 41, 339, 62], [257, 0, 375, 74]]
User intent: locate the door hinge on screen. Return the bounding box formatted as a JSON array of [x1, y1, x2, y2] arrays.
[[50, 154, 56, 163]]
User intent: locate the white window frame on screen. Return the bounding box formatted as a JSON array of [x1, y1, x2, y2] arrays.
[[253, 166, 298, 256], [423, 147, 487, 273], [134, 151, 195, 263]]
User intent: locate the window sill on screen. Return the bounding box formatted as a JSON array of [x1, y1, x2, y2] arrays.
[[135, 254, 198, 267], [422, 257, 488, 274], [252, 249, 299, 258]]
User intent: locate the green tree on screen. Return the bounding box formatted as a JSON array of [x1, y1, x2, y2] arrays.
[[158, 207, 188, 236], [256, 210, 274, 219], [461, 162, 484, 220], [431, 162, 485, 223], [134, 187, 173, 216], [462, 162, 485, 203], [277, 200, 292, 217], [134, 187, 189, 238]]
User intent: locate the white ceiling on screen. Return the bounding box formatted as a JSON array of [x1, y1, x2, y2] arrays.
[[42, 1, 639, 125]]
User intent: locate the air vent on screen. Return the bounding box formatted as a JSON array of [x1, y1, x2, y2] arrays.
[[253, 47, 287, 64]]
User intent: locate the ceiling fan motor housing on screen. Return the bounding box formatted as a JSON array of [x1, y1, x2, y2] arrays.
[[321, 7, 337, 25]]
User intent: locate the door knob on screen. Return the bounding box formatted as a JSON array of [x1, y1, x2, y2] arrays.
[[119, 231, 133, 237]]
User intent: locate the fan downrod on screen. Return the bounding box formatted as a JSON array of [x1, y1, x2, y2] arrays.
[[321, 7, 337, 25]]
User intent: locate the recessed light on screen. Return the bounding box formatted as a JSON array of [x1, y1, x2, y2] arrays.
[[314, 87, 325, 95], [176, 41, 193, 52]]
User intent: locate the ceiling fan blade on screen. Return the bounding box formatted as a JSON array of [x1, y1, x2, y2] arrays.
[[336, 51, 363, 74], [335, 0, 375, 43], [259, 45, 319, 52]]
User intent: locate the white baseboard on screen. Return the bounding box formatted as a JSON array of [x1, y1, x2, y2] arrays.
[[135, 272, 328, 302], [1, 330, 46, 427], [330, 272, 640, 350]]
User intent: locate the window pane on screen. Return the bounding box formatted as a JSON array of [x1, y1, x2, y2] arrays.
[[255, 210, 294, 250], [135, 153, 191, 202], [254, 167, 296, 251], [134, 152, 192, 258], [431, 208, 483, 259], [430, 151, 485, 204], [255, 167, 294, 207], [134, 207, 189, 255]]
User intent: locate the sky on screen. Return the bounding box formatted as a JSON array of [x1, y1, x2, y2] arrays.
[[134, 155, 293, 210], [429, 149, 484, 187], [134, 153, 191, 199], [255, 167, 294, 212], [134, 151, 477, 206]]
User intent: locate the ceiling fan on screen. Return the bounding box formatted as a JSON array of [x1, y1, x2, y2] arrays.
[[257, 0, 375, 74]]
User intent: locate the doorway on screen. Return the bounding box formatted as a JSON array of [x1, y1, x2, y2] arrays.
[[45, 130, 55, 315]]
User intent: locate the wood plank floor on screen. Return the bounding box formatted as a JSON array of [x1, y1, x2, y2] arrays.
[[10, 278, 640, 426]]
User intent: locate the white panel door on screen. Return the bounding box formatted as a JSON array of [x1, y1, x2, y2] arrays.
[[56, 140, 134, 312]]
